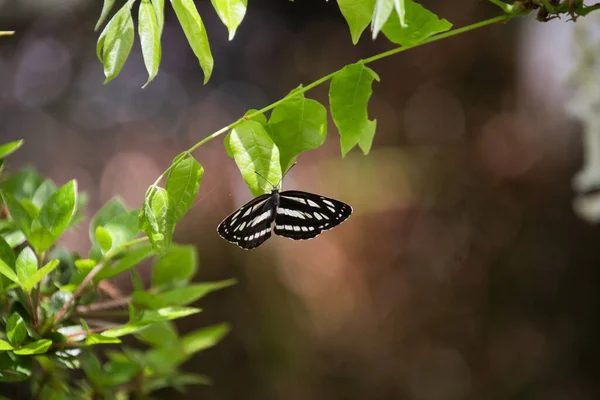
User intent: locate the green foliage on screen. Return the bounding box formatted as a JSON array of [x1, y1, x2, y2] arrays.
[[337, 0, 376, 44], [0, 140, 234, 397], [381, 0, 452, 46], [138, 0, 162, 88], [101, 2, 135, 83], [211, 0, 247, 40], [329, 62, 380, 157], [268, 90, 328, 173], [228, 120, 283, 196]]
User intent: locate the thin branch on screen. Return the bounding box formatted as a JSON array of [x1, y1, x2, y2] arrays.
[[149, 15, 511, 187], [76, 296, 131, 313]]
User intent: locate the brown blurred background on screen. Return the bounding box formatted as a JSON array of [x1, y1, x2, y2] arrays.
[[1, 0, 600, 399]]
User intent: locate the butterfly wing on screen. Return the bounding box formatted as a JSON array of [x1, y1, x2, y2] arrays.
[[274, 190, 352, 240], [217, 193, 276, 249]]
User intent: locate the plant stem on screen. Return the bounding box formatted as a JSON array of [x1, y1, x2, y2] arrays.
[[149, 14, 511, 186], [27, 294, 38, 328], [76, 296, 131, 313], [53, 237, 149, 325]]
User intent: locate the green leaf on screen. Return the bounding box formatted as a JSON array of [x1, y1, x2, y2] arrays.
[[224, 109, 267, 159], [329, 62, 379, 157], [171, 0, 214, 84], [210, 0, 247, 40], [22, 259, 59, 293], [137, 306, 201, 324], [97, 22, 109, 62], [139, 187, 173, 253], [0, 140, 23, 159], [102, 307, 201, 338], [0, 353, 31, 382], [84, 333, 121, 345], [0, 258, 19, 287], [0, 168, 43, 201], [2, 230, 26, 249], [153, 0, 165, 36], [102, 3, 135, 83], [359, 119, 377, 155], [0, 340, 13, 350], [131, 269, 144, 291], [90, 198, 138, 258], [0, 235, 16, 269], [337, 0, 376, 44], [95, 226, 113, 254], [36, 180, 77, 250], [139, 0, 162, 88], [229, 120, 282, 196], [6, 313, 27, 346], [381, 0, 452, 46], [372, 0, 394, 39], [1, 192, 31, 236], [13, 339, 52, 355], [32, 180, 57, 209], [20, 199, 40, 219], [152, 244, 196, 287], [94, 242, 154, 282], [181, 323, 230, 356], [145, 345, 187, 374], [166, 155, 204, 222], [268, 92, 327, 172], [394, 0, 406, 27], [95, 0, 117, 31], [135, 321, 178, 347], [158, 279, 237, 306], [15, 247, 37, 288]]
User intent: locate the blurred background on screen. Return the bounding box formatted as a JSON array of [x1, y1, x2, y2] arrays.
[[1, 0, 600, 398]]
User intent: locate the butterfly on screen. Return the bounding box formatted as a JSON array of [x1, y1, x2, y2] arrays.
[[217, 186, 352, 250]]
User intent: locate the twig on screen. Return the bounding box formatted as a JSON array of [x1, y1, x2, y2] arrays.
[[76, 296, 131, 313], [54, 262, 106, 323]]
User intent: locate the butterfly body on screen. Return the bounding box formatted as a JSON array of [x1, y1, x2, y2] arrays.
[[217, 187, 352, 250]]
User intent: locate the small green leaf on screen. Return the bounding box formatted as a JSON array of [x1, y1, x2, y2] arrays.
[[2, 230, 26, 249], [97, 22, 109, 62], [1, 192, 31, 236], [381, 0, 452, 46], [132, 290, 166, 309], [224, 109, 267, 159], [84, 333, 121, 345], [0, 140, 23, 159], [394, 0, 406, 27], [45, 291, 73, 319], [102, 323, 148, 338], [181, 323, 230, 356], [135, 321, 178, 347], [359, 119, 377, 155], [95, 226, 113, 254], [0, 258, 19, 287], [0, 340, 13, 350], [6, 313, 27, 346], [13, 339, 52, 355], [75, 259, 96, 271], [37, 180, 77, 249], [0, 353, 31, 382], [153, 0, 165, 36], [138, 306, 201, 324], [229, 120, 282, 196], [94, 242, 154, 282], [139, 187, 173, 253], [0, 168, 43, 201], [0, 235, 16, 269], [268, 92, 327, 172], [16, 247, 37, 288], [372, 0, 394, 39], [139, 0, 162, 88], [152, 244, 196, 287], [31, 180, 57, 209], [90, 198, 138, 258], [329, 62, 379, 157], [103, 3, 135, 83], [95, 0, 117, 31], [158, 279, 237, 306], [171, 0, 214, 84], [166, 155, 204, 222], [337, 0, 376, 44], [20, 199, 40, 219], [22, 259, 59, 293], [210, 0, 247, 40]]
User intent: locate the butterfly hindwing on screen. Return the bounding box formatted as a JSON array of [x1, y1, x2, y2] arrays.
[[217, 194, 276, 249], [274, 190, 352, 240]]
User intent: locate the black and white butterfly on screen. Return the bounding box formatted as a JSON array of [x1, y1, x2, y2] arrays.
[[217, 187, 352, 250]]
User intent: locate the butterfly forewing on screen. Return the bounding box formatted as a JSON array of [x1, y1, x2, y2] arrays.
[[274, 190, 352, 240], [217, 194, 276, 249]]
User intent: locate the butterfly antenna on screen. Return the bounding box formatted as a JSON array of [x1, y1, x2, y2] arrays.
[[254, 170, 275, 190], [276, 162, 297, 187]]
